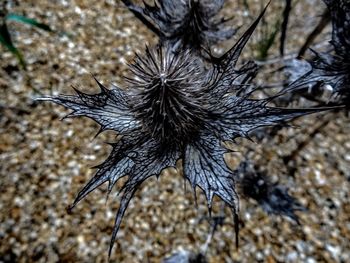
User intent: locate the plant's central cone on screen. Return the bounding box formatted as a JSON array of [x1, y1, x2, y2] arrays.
[[127, 47, 208, 146]]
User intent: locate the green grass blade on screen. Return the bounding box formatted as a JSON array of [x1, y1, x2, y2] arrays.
[[255, 19, 281, 60], [0, 22, 26, 68], [6, 13, 53, 32]]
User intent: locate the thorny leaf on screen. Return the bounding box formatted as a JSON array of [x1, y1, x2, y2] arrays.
[[44, 78, 140, 135], [288, 51, 350, 102], [184, 133, 239, 215]]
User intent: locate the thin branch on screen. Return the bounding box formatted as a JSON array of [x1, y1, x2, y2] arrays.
[[297, 9, 331, 59], [283, 113, 333, 165]]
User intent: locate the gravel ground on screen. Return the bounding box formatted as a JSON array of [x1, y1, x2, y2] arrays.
[[1, 0, 349, 262]]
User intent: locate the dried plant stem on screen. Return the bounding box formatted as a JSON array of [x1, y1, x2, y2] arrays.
[[283, 113, 333, 165], [200, 203, 225, 255], [255, 41, 330, 66], [297, 9, 331, 59], [280, 0, 292, 56]]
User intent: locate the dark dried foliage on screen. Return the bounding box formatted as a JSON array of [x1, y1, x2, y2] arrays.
[[121, 0, 236, 53], [40, 5, 325, 256], [237, 161, 305, 224], [288, 0, 350, 104]]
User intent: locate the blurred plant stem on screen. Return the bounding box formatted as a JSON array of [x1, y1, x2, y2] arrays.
[[0, 0, 26, 68], [254, 15, 281, 60], [297, 9, 330, 58], [1, 1, 54, 69], [280, 0, 292, 56]]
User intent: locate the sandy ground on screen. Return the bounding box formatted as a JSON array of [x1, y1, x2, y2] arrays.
[[1, 0, 349, 262]]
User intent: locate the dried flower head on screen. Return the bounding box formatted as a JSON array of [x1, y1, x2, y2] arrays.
[[121, 0, 236, 53], [237, 161, 306, 224], [40, 7, 321, 256], [288, 0, 350, 104], [126, 47, 207, 147]]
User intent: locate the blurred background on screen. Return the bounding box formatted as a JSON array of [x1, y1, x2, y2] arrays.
[[1, 0, 349, 262]]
